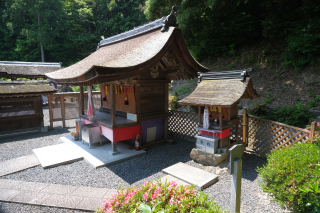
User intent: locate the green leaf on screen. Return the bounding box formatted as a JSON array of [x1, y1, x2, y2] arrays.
[[137, 203, 152, 213]]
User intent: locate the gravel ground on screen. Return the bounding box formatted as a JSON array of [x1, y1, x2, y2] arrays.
[[0, 109, 284, 213]]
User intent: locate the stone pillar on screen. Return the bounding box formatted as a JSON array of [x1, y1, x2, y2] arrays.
[[230, 158, 242, 213], [229, 144, 243, 213]]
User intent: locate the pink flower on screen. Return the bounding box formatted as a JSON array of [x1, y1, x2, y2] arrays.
[[260, 103, 264, 106], [292, 185, 295, 188], [309, 164, 313, 168]]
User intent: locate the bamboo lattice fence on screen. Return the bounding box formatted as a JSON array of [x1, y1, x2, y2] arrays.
[[168, 110, 313, 157], [247, 115, 310, 157], [168, 110, 199, 142]]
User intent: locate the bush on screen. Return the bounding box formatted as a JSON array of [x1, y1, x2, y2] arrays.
[[168, 96, 179, 110], [97, 180, 226, 213], [269, 103, 311, 128], [248, 102, 268, 118], [257, 142, 320, 212]]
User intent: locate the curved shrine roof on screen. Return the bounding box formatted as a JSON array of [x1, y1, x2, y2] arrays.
[[45, 27, 209, 85]]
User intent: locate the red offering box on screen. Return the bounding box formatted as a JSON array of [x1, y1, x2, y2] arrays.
[[199, 128, 230, 139]]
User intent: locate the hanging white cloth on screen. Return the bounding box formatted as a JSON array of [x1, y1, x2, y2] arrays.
[[203, 106, 210, 129], [87, 86, 96, 118]]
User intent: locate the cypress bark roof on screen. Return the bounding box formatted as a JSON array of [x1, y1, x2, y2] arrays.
[[0, 62, 62, 77], [179, 76, 258, 107], [0, 84, 57, 96]]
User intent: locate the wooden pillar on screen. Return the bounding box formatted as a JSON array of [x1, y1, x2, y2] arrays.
[[219, 107, 223, 128], [60, 95, 66, 128], [135, 84, 141, 115], [309, 121, 316, 144], [164, 83, 168, 141], [48, 95, 53, 130], [79, 86, 84, 116], [198, 106, 201, 124], [110, 84, 116, 127], [243, 107, 247, 144]]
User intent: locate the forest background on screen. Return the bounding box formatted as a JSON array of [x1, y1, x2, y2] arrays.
[[1, 0, 319, 68], [1, 0, 320, 109]]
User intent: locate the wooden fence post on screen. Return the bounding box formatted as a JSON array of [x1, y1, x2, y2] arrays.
[[309, 121, 316, 144], [48, 95, 53, 130], [243, 107, 247, 145]]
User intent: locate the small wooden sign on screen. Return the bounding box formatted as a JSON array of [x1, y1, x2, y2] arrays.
[[127, 113, 137, 122]]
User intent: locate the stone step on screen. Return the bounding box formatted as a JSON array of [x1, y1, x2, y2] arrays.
[[162, 162, 219, 191]]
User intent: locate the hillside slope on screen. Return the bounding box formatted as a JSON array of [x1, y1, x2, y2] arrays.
[[171, 43, 320, 113]]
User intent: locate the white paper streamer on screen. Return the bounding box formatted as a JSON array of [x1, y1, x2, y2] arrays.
[[203, 106, 209, 129]]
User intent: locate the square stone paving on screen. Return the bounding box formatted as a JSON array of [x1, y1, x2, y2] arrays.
[[71, 186, 110, 198], [10, 191, 52, 205], [42, 194, 83, 209], [103, 189, 117, 199], [77, 197, 105, 211], [162, 162, 219, 191], [39, 184, 78, 195], [13, 181, 49, 192], [0, 188, 21, 201], [0, 179, 25, 189]]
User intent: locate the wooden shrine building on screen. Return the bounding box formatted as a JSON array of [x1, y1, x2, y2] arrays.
[[0, 62, 61, 134], [45, 7, 210, 154], [179, 69, 258, 149], [0, 84, 57, 134], [0, 61, 62, 80]]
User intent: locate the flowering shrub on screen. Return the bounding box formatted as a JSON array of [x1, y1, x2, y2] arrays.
[[257, 142, 320, 212], [96, 180, 226, 213], [168, 96, 179, 110], [248, 102, 268, 118]]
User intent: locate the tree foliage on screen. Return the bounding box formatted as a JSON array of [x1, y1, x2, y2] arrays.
[[0, 0, 319, 69], [0, 0, 147, 66]]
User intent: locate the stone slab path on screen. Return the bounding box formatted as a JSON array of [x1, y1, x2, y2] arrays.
[[162, 162, 219, 191], [0, 179, 115, 211], [0, 154, 40, 177]]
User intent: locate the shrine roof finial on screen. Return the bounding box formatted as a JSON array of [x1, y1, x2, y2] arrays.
[[97, 6, 179, 49]]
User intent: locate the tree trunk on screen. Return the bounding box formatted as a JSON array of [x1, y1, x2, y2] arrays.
[[38, 14, 45, 62]]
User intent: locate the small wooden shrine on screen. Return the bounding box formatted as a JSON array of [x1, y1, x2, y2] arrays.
[[0, 84, 57, 134], [179, 69, 258, 149], [45, 7, 210, 154], [0, 61, 61, 134]]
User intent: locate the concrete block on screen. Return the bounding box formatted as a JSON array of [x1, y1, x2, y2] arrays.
[[41, 126, 49, 132], [162, 162, 219, 191], [160, 175, 190, 187], [0, 154, 39, 177]]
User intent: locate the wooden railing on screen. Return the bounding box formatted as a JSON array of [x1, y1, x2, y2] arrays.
[[47, 92, 100, 129]]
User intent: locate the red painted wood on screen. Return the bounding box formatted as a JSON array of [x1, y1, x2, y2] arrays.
[[199, 128, 230, 139], [81, 118, 141, 142]]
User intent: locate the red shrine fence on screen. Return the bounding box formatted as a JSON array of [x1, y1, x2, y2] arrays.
[[168, 110, 315, 157], [47, 92, 101, 129]]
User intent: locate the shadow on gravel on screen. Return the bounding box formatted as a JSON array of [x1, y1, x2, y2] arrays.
[[241, 152, 267, 182], [106, 140, 196, 185], [0, 127, 72, 144]]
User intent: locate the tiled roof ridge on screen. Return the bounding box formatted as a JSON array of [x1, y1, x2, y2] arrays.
[[0, 61, 62, 67], [198, 68, 252, 82], [97, 6, 179, 49]]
